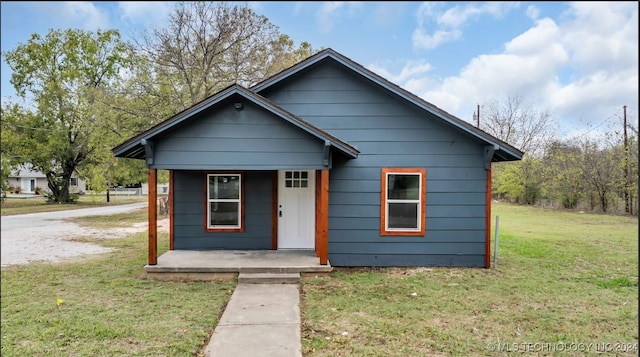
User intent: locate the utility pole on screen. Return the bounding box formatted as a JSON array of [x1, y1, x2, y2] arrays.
[[623, 105, 630, 214], [476, 104, 480, 127]]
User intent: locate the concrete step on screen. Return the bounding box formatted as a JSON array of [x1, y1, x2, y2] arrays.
[[237, 272, 300, 284], [238, 266, 332, 274]]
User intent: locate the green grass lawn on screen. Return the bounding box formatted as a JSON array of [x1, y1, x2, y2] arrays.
[[0, 194, 148, 216], [300, 203, 639, 356], [1, 202, 637, 356], [0, 214, 234, 356]]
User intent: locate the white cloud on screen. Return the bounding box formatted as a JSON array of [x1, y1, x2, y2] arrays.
[[117, 1, 173, 27], [61, 2, 110, 30], [389, 2, 638, 136], [413, 2, 519, 50], [369, 60, 432, 84], [561, 2, 638, 74], [437, 4, 483, 28], [416, 17, 569, 117], [525, 5, 540, 20], [412, 28, 462, 50], [316, 2, 345, 32], [315, 2, 364, 33], [547, 71, 638, 132]]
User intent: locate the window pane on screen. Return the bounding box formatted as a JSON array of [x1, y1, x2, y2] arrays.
[[388, 174, 420, 200], [293, 171, 300, 179], [301, 171, 308, 179], [209, 176, 240, 199], [286, 180, 292, 187], [301, 180, 308, 188], [285, 171, 292, 179], [388, 203, 418, 229], [210, 202, 239, 226]]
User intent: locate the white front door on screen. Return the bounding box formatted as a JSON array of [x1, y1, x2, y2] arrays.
[[278, 170, 315, 249], [21, 178, 36, 193]]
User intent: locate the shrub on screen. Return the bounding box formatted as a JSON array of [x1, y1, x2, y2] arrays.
[[44, 192, 79, 203]]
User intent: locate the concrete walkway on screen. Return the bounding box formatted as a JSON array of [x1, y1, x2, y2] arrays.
[[204, 283, 302, 357]]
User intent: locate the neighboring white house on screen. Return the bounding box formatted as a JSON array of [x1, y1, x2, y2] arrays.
[[141, 182, 169, 195], [7, 166, 86, 194]]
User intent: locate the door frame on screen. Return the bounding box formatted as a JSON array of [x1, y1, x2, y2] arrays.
[[276, 169, 316, 250], [271, 169, 330, 265]]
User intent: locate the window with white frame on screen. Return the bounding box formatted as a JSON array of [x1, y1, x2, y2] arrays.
[[70, 177, 78, 186], [381, 168, 426, 236], [207, 174, 243, 231]]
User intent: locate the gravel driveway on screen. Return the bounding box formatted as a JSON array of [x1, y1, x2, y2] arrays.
[[1, 203, 167, 268]]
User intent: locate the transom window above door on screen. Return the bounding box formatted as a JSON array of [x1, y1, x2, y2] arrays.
[[284, 171, 309, 188]]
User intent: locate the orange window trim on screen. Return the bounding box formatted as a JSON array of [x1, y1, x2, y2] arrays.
[[204, 171, 245, 233], [380, 168, 426, 236]]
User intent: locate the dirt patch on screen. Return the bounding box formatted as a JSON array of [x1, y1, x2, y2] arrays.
[[84, 218, 170, 239], [1, 217, 170, 268]]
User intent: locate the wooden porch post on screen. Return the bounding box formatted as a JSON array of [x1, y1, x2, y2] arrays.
[[316, 169, 329, 265], [148, 168, 158, 265], [485, 165, 492, 269], [315, 171, 320, 257], [169, 170, 174, 251]]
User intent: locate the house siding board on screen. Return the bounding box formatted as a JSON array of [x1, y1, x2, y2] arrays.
[[151, 104, 326, 170], [172, 170, 272, 250], [154, 152, 325, 169], [330, 166, 486, 180], [329, 254, 486, 267], [330, 204, 485, 218], [330, 177, 486, 193], [261, 60, 489, 267], [329, 217, 485, 231], [330, 192, 486, 205], [329, 242, 485, 255], [328, 229, 485, 243]]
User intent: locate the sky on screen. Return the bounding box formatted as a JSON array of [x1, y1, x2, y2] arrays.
[[1, 1, 638, 140]]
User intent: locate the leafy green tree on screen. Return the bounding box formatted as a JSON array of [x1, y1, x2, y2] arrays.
[[1, 29, 133, 203], [134, 1, 318, 111], [543, 141, 584, 209], [81, 52, 168, 195], [104, 1, 319, 193], [579, 139, 623, 213], [493, 158, 543, 205], [480, 95, 552, 205], [0, 155, 11, 203]]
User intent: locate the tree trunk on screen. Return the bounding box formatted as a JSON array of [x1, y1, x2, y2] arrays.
[[45, 170, 74, 203]]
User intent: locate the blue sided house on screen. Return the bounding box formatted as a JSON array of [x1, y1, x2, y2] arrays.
[[112, 48, 523, 270]]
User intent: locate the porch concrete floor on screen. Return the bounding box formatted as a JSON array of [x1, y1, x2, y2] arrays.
[[144, 250, 332, 280]]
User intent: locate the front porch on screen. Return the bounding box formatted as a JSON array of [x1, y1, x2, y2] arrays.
[[144, 250, 333, 281]]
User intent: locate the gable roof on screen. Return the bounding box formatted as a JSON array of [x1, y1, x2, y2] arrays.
[[112, 84, 360, 160], [252, 48, 524, 162], [9, 166, 46, 178]]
